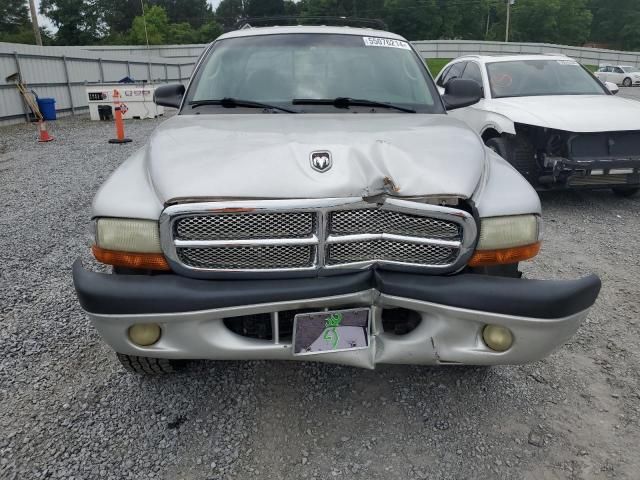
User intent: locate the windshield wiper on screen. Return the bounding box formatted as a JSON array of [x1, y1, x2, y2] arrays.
[[189, 98, 298, 113], [292, 97, 416, 113]]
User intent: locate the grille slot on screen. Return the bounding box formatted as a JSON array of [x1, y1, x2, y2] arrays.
[[569, 174, 632, 186], [175, 212, 314, 240], [330, 209, 460, 239], [327, 240, 458, 266], [178, 245, 315, 269]]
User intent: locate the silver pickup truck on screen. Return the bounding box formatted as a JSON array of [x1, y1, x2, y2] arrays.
[[72, 26, 601, 374]]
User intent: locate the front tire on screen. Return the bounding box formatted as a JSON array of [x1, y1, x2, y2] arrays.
[[116, 353, 185, 374], [612, 186, 639, 197], [623, 77, 632, 87]]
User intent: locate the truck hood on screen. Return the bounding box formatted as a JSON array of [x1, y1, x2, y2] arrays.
[[486, 95, 640, 132], [145, 114, 485, 203]]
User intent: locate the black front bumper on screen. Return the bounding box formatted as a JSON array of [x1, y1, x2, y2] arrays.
[[72, 259, 601, 320]]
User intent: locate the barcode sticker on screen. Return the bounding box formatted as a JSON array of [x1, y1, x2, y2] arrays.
[[363, 37, 411, 50]]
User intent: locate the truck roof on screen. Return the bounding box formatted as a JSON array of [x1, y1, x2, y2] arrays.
[[217, 25, 406, 42]]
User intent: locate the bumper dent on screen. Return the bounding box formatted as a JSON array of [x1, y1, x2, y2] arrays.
[[73, 259, 601, 367]]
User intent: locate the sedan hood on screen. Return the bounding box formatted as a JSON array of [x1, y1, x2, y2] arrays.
[[145, 114, 485, 203], [486, 95, 640, 132]]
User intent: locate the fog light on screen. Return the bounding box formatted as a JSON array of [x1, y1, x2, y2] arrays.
[[482, 325, 513, 352], [128, 324, 161, 346]]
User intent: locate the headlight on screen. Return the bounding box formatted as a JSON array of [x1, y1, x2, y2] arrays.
[[476, 215, 540, 250], [95, 218, 162, 253], [92, 218, 169, 270], [469, 215, 541, 267]]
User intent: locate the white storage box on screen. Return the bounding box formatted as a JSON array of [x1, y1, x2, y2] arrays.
[[86, 83, 165, 121]]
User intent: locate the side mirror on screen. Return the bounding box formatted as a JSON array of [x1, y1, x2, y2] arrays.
[[442, 78, 483, 110], [154, 83, 186, 108], [605, 81, 619, 95]]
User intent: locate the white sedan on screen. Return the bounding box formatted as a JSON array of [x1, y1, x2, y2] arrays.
[[434, 54, 640, 196], [594, 64, 640, 87]]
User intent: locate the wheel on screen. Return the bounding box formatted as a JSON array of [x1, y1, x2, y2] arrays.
[[116, 353, 185, 374], [612, 186, 639, 197], [485, 136, 537, 183], [623, 77, 632, 87]]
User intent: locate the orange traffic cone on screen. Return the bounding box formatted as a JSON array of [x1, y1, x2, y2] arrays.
[[37, 120, 54, 143], [109, 89, 132, 144]]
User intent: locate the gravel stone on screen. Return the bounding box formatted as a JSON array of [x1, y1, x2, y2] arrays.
[[1, 112, 640, 479]]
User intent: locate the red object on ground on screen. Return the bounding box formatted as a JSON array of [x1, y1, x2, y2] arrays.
[[37, 120, 54, 143], [109, 89, 132, 144]]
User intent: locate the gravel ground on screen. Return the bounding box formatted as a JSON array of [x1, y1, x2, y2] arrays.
[[618, 86, 640, 101], [1, 113, 640, 480]]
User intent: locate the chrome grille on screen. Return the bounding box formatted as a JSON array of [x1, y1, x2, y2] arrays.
[[330, 209, 460, 239], [176, 212, 314, 240], [328, 240, 457, 265], [161, 198, 477, 276], [178, 245, 315, 269]]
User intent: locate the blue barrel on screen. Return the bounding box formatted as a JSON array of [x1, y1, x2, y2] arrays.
[[37, 97, 56, 121]]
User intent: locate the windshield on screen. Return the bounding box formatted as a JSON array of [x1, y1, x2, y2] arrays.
[[621, 66, 635, 73], [487, 59, 606, 98], [184, 33, 441, 113]]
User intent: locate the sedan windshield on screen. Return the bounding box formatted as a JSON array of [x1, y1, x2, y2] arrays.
[[487, 59, 606, 98], [185, 33, 441, 113]]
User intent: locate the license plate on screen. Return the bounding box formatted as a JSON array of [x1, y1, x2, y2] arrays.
[[292, 308, 370, 356]]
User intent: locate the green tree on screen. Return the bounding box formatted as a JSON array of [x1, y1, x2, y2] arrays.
[[129, 4, 169, 44], [167, 21, 197, 43], [0, 0, 37, 43], [151, 0, 211, 27], [590, 0, 640, 50], [197, 20, 224, 42], [245, 0, 285, 17], [383, 0, 441, 40], [40, 0, 105, 45], [97, 0, 142, 35], [216, 0, 246, 29]]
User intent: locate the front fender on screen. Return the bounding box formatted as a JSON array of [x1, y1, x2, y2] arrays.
[[472, 148, 541, 218], [92, 148, 164, 220]]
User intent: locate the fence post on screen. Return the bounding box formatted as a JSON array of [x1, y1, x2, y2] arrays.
[[147, 62, 152, 81], [164, 63, 168, 82], [12, 52, 30, 123], [178, 64, 182, 81], [126, 60, 131, 78], [62, 55, 75, 115], [98, 58, 104, 83]]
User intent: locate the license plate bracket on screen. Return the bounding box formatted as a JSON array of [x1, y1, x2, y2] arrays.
[[292, 308, 370, 356]]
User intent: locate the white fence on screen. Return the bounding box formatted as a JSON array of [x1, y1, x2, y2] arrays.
[[2, 39, 640, 125], [0, 42, 197, 125], [413, 40, 640, 66]]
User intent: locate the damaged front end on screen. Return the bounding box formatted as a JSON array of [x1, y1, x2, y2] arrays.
[[515, 124, 640, 190]]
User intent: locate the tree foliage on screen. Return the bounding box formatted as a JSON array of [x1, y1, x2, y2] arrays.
[[20, 0, 640, 51]]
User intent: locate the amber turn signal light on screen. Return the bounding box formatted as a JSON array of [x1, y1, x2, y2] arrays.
[[92, 245, 170, 271], [468, 242, 541, 267]]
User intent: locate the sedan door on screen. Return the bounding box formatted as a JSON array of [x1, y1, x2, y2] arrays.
[[610, 67, 625, 85]]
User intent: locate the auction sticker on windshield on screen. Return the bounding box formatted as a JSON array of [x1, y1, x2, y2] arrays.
[[363, 36, 411, 50], [293, 308, 370, 356]]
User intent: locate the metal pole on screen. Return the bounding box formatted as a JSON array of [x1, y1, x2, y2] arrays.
[[62, 55, 75, 115], [28, 0, 43, 46], [98, 58, 104, 82], [505, 0, 511, 43]]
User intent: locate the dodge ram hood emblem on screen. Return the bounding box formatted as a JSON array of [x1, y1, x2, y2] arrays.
[[310, 151, 332, 172]]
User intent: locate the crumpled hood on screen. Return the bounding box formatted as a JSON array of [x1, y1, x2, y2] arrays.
[[487, 95, 640, 132], [145, 114, 485, 202]]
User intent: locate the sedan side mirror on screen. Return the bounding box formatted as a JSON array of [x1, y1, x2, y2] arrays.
[[442, 78, 483, 110], [605, 81, 619, 95], [154, 83, 186, 108]]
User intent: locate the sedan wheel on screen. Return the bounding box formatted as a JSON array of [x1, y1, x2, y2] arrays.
[[623, 77, 632, 87]]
